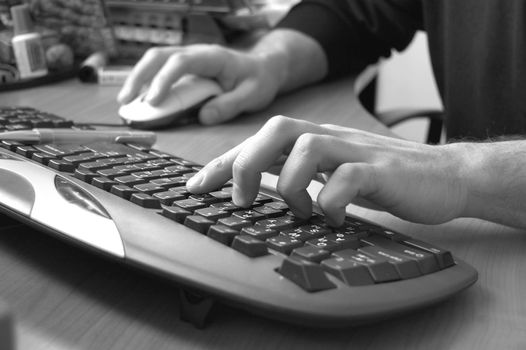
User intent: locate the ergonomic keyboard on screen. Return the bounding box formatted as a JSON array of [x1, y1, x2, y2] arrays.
[[0, 106, 478, 328]]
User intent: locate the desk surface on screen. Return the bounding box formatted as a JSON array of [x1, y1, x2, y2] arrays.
[[0, 79, 525, 350]]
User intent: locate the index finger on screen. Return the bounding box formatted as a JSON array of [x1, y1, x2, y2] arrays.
[[117, 47, 179, 104]]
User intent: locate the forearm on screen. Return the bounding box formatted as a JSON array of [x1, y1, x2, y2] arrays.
[[249, 28, 328, 93], [456, 140, 526, 228]]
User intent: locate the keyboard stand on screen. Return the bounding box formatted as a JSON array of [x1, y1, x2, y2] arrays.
[[179, 288, 216, 329]]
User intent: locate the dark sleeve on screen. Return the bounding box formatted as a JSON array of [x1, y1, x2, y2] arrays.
[[276, 0, 423, 78]]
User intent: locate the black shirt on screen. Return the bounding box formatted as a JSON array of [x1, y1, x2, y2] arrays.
[[278, 0, 526, 140]]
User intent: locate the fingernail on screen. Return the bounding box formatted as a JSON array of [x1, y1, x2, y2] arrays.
[[200, 107, 219, 124]]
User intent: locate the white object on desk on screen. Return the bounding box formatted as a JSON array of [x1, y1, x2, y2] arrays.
[[118, 75, 223, 129]]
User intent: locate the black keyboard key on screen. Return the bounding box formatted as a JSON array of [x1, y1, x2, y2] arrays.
[[321, 257, 375, 286], [48, 159, 76, 172], [184, 215, 215, 234], [130, 193, 161, 208], [110, 185, 137, 199], [114, 175, 148, 186], [97, 168, 127, 179], [361, 235, 439, 274], [63, 152, 106, 165], [174, 198, 207, 212], [164, 164, 194, 174], [278, 256, 336, 292], [194, 207, 230, 221], [240, 226, 278, 240], [369, 228, 410, 241], [217, 216, 252, 231], [207, 225, 239, 245], [74, 168, 98, 182], [401, 238, 455, 269], [188, 193, 221, 205], [333, 249, 400, 283], [253, 205, 283, 218], [162, 206, 192, 223], [15, 145, 37, 157], [0, 140, 22, 151], [265, 201, 289, 211], [152, 190, 186, 205], [266, 235, 303, 254], [254, 193, 273, 204], [34, 144, 87, 157], [325, 233, 361, 251], [168, 186, 190, 197], [232, 209, 265, 222], [31, 152, 55, 164], [291, 246, 331, 263], [299, 224, 332, 238], [281, 227, 314, 242], [306, 237, 341, 252], [231, 235, 268, 257], [209, 189, 232, 201], [359, 245, 421, 279], [91, 176, 117, 191], [210, 201, 242, 213], [133, 183, 166, 195], [255, 215, 305, 231]]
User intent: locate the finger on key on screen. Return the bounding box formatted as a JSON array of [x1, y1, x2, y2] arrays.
[[186, 138, 252, 193], [317, 162, 377, 227], [277, 134, 372, 219]]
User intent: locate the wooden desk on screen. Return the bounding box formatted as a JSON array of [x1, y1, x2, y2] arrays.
[[0, 79, 525, 350]]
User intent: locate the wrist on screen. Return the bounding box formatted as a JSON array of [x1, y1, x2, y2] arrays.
[[454, 141, 526, 227]]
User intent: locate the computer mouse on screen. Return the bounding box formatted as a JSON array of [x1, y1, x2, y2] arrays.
[[118, 75, 223, 129]]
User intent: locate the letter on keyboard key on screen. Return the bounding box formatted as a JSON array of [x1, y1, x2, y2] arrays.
[[278, 256, 336, 292]]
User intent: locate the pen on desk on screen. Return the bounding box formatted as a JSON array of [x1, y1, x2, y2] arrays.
[[0, 129, 157, 147]]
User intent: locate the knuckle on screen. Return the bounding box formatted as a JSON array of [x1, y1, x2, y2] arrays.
[[143, 47, 162, 59], [166, 52, 188, 66], [295, 133, 321, 150], [264, 115, 293, 133]]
